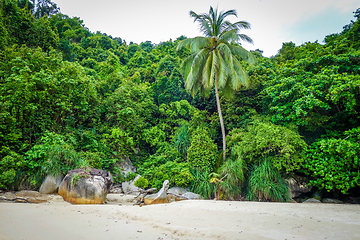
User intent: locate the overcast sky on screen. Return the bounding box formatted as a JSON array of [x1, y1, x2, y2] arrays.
[[52, 0, 359, 57]]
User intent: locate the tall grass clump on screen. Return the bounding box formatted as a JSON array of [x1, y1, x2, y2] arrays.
[[247, 157, 290, 202], [189, 169, 215, 199], [219, 157, 247, 200]]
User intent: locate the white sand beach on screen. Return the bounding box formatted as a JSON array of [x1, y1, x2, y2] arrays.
[[1, 195, 360, 240]]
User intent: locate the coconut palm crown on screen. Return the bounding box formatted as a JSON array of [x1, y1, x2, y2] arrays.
[[177, 6, 255, 161]]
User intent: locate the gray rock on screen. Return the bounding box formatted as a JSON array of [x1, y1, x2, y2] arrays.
[[117, 157, 136, 176], [39, 174, 63, 194], [58, 168, 112, 204], [286, 176, 312, 198], [167, 186, 188, 195], [122, 175, 141, 194], [144, 180, 169, 205], [303, 198, 321, 203], [322, 198, 343, 204], [181, 192, 203, 200]]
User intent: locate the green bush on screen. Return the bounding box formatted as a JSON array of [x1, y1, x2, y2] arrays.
[[227, 120, 307, 172], [139, 160, 193, 190], [0, 147, 26, 189], [125, 171, 137, 182], [23, 132, 91, 187], [304, 127, 360, 194], [134, 176, 149, 189], [111, 167, 125, 184], [187, 127, 217, 172]]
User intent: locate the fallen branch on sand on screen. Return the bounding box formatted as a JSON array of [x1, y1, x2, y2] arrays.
[[0, 196, 31, 203]]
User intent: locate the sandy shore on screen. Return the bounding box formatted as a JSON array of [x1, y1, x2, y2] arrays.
[[1, 195, 360, 240]]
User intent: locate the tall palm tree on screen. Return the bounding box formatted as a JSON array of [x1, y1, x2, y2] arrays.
[[177, 6, 255, 161]]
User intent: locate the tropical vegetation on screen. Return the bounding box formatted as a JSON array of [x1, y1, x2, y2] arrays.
[[1, 0, 359, 202]]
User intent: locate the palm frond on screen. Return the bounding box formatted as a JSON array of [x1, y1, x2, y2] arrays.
[[176, 38, 193, 51], [208, 50, 218, 89], [219, 30, 239, 43], [216, 50, 228, 89], [232, 59, 249, 88], [202, 52, 213, 89], [191, 37, 211, 52], [220, 9, 237, 19], [229, 45, 256, 64], [238, 33, 254, 44], [232, 21, 251, 30], [180, 54, 196, 80], [185, 49, 208, 95]]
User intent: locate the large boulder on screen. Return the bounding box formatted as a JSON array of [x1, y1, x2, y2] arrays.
[[122, 175, 141, 194], [39, 174, 63, 194], [58, 168, 112, 204], [144, 180, 169, 205]]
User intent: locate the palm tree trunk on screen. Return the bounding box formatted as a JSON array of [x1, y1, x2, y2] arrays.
[[214, 75, 226, 161]]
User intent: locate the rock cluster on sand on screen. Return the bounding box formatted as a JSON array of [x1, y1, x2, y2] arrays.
[[167, 186, 202, 201], [144, 180, 169, 205], [58, 168, 112, 204], [142, 182, 203, 205]]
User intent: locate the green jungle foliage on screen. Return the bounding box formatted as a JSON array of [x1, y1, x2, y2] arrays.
[[1, 0, 359, 200]]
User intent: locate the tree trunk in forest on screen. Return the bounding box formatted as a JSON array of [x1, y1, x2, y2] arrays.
[[214, 75, 226, 161]]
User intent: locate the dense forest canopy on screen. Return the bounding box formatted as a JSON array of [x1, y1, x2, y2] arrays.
[[1, 0, 359, 201]]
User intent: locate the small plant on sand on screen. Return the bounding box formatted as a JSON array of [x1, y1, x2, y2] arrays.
[[134, 176, 149, 189]]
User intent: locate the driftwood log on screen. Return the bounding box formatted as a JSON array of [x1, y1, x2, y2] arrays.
[[0, 196, 31, 203]]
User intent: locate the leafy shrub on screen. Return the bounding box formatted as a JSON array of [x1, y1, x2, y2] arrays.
[[23, 132, 91, 187], [134, 176, 149, 189], [304, 127, 360, 194], [247, 157, 290, 202], [187, 127, 217, 172], [139, 160, 193, 190], [0, 147, 26, 189], [125, 171, 137, 182], [111, 167, 125, 184], [227, 120, 307, 172], [80, 151, 105, 169]]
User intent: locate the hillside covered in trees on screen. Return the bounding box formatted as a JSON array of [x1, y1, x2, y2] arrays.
[[1, 0, 360, 202]]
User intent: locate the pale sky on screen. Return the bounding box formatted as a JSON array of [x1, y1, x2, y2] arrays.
[[52, 0, 359, 57]]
